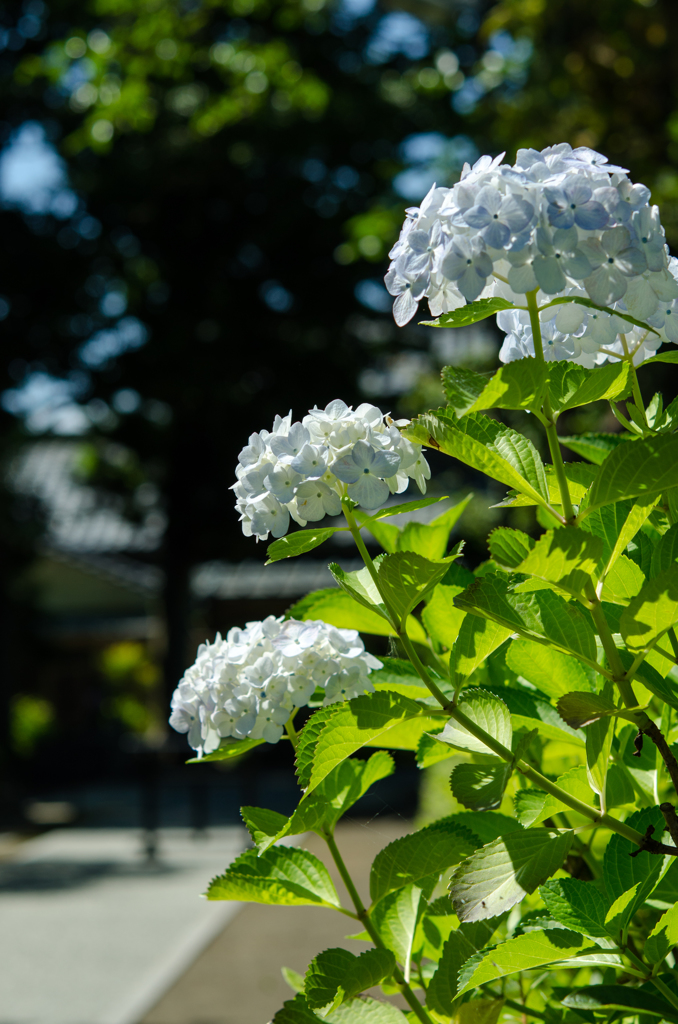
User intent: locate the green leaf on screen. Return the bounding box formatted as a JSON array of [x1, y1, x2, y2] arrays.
[[369, 882, 424, 965], [646, 903, 678, 964], [288, 589, 395, 638], [505, 639, 594, 698], [421, 296, 516, 328], [651, 523, 678, 578], [516, 527, 603, 598], [488, 527, 535, 569], [585, 681, 615, 808], [377, 549, 463, 627], [561, 985, 678, 1022], [642, 350, 678, 365], [604, 881, 645, 938], [584, 434, 678, 514], [258, 752, 395, 851], [617, 649, 678, 713], [305, 949, 398, 1013], [488, 685, 583, 744], [620, 563, 678, 651], [272, 995, 323, 1023], [371, 658, 430, 698], [558, 432, 632, 466], [585, 497, 658, 576], [366, 495, 450, 521], [603, 807, 667, 903], [395, 494, 472, 559], [329, 561, 390, 622], [187, 736, 264, 763], [267, 527, 344, 563], [451, 617, 513, 688], [426, 930, 477, 1016], [302, 691, 427, 795], [454, 574, 598, 668], [341, 949, 397, 1000], [539, 877, 611, 938], [442, 358, 548, 417], [282, 967, 306, 994], [241, 806, 289, 851], [356, 514, 400, 553], [446, 811, 523, 845], [296, 705, 342, 789], [457, 928, 595, 994], [449, 828, 574, 921], [601, 554, 646, 605], [422, 584, 467, 649], [451, 761, 513, 811], [557, 691, 617, 729], [324, 996, 409, 1023], [547, 360, 632, 415], [441, 364, 492, 416], [605, 762, 636, 809], [404, 411, 551, 512], [370, 818, 479, 904], [305, 948, 357, 1009], [206, 846, 340, 908], [435, 688, 512, 756], [517, 765, 593, 827], [456, 999, 505, 1024]]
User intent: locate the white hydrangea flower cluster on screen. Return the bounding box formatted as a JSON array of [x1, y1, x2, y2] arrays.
[[233, 399, 431, 541], [169, 616, 382, 754], [386, 143, 678, 366]]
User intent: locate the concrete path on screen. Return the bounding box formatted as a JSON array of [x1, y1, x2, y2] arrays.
[[142, 818, 412, 1024], [0, 827, 245, 1024]]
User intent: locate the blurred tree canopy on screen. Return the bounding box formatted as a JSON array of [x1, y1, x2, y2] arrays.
[[1, 0, 678, 714]]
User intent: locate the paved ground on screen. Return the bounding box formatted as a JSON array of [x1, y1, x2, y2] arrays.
[[141, 818, 412, 1024], [0, 827, 245, 1024]]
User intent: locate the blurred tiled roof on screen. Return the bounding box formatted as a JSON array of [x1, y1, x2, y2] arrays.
[[10, 440, 165, 553], [9, 441, 363, 600]]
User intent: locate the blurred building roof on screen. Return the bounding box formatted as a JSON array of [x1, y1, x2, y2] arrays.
[[9, 440, 360, 606]]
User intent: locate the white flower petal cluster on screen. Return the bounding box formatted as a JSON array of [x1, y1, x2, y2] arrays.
[[169, 616, 382, 754], [386, 143, 677, 365], [233, 399, 431, 541]]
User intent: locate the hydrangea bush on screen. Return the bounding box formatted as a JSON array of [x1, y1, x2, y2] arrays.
[[172, 145, 678, 1024]]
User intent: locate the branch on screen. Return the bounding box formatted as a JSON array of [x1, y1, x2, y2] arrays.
[[660, 803, 678, 850], [643, 720, 678, 794]]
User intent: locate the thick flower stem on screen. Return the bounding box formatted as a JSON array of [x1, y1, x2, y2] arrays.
[[527, 290, 576, 523], [321, 831, 435, 1024]]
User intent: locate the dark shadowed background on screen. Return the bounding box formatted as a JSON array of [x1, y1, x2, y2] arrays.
[[1, 0, 678, 833]]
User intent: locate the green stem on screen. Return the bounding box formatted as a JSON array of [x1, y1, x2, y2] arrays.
[[322, 831, 434, 1024], [343, 501, 400, 631], [526, 291, 575, 522], [651, 974, 678, 1013], [285, 718, 299, 751], [586, 588, 638, 708]]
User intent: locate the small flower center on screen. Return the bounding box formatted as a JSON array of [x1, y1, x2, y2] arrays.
[[363, 467, 370, 474], [466, 259, 472, 265], [607, 257, 614, 264], [570, 203, 577, 209]]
